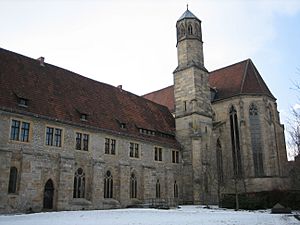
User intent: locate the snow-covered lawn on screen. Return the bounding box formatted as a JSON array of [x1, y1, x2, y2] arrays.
[[0, 206, 299, 225]]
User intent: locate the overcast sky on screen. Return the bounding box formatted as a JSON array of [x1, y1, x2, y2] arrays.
[[1, 0, 300, 157]]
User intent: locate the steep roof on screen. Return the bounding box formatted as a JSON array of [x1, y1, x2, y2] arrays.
[[177, 9, 200, 22], [143, 59, 275, 113], [0, 48, 179, 148], [142, 86, 175, 113]]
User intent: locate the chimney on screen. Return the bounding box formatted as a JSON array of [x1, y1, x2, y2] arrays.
[[37, 57, 45, 66], [117, 85, 123, 91]]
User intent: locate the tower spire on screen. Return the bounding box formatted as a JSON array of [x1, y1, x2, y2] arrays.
[[187, 4, 188, 10]]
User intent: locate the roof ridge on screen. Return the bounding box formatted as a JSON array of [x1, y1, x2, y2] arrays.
[[142, 85, 174, 97], [240, 59, 251, 93], [209, 59, 249, 74]]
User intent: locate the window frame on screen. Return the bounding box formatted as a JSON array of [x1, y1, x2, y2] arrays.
[[105, 138, 116, 155], [9, 119, 31, 143], [75, 132, 89, 151], [8, 167, 18, 194], [45, 126, 63, 147], [172, 150, 179, 163], [154, 147, 163, 161], [129, 142, 140, 158], [73, 168, 85, 198]]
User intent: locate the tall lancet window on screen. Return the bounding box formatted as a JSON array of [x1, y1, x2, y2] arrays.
[[249, 103, 264, 177], [216, 139, 224, 184], [229, 106, 242, 178], [73, 168, 85, 198]]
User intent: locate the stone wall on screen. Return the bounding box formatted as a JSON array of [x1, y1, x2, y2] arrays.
[[0, 110, 182, 213]]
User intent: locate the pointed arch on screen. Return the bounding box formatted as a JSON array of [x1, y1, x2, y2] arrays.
[[180, 24, 185, 37], [43, 179, 54, 209], [229, 105, 242, 177], [104, 170, 113, 198], [130, 172, 137, 198], [73, 168, 85, 198], [249, 103, 264, 177], [188, 24, 193, 35]]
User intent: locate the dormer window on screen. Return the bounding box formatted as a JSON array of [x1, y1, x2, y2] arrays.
[[80, 114, 88, 121], [18, 98, 28, 107]]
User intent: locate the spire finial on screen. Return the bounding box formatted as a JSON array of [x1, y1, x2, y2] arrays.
[[187, 4, 189, 10]]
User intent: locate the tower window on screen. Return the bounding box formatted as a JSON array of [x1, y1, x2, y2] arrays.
[[188, 24, 193, 35]]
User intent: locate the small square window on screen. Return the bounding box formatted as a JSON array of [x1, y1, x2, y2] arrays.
[[18, 98, 28, 107], [80, 114, 88, 121]]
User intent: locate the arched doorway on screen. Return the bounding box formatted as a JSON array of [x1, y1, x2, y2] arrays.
[[43, 179, 54, 209]]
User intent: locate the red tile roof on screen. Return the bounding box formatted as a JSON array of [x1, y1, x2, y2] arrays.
[[0, 48, 179, 148], [143, 59, 275, 112], [142, 86, 175, 113]]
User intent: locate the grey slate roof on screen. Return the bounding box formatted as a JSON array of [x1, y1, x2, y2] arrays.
[[177, 9, 200, 21]]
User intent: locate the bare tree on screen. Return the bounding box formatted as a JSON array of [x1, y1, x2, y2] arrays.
[[288, 68, 300, 158]]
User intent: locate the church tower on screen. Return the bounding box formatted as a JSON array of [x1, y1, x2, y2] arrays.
[[174, 7, 213, 204]]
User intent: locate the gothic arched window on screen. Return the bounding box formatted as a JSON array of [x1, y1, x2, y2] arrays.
[[104, 170, 113, 198], [216, 139, 224, 184], [229, 105, 242, 177], [174, 180, 178, 198], [188, 24, 193, 35], [180, 24, 185, 37], [195, 23, 200, 36], [130, 173, 137, 199], [8, 167, 18, 193], [267, 104, 273, 122], [249, 103, 264, 177], [73, 168, 85, 198], [155, 179, 161, 198]]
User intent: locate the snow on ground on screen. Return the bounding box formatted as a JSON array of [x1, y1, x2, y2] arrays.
[[0, 206, 299, 225]]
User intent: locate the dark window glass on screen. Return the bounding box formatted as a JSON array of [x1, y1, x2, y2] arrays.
[[20, 122, 30, 142], [46, 127, 54, 146], [76, 133, 82, 150], [216, 139, 224, 184], [83, 134, 89, 151], [104, 171, 113, 198], [174, 181, 178, 198], [10, 120, 20, 141], [105, 138, 110, 154], [73, 168, 85, 198], [130, 173, 137, 198], [129, 143, 134, 157], [249, 103, 264, 177], [8, 167, 18, 193], [54, 128, 62, 147], [229, 106, 242, 178], [156, 179, 160, 198]]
